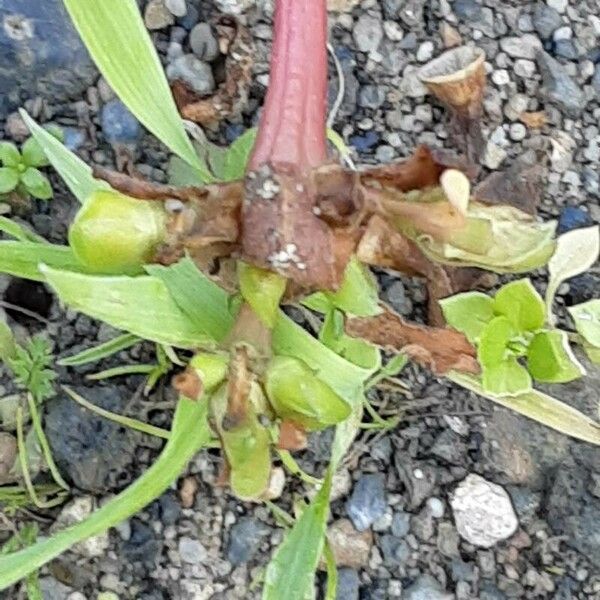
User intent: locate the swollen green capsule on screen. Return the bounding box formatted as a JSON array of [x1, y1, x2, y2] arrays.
[[210, 382, 272, 501], [69, 190, 167, 275], [264, 356, 351, 431]]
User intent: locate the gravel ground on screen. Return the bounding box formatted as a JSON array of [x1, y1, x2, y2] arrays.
[[0, 0, 599, 598]]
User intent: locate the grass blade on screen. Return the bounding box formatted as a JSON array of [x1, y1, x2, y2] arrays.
[[262, 470, 333, 600], [450, 372, 600, 445], [0, 241, 86, 281], [63, 0, 208, 177], [20, 111, 108, 204], [86, 364, 156, 380], [0, 217, 46, 243], [58, 333, 140, 367], [41, 266, 215, 349], [0, 397, 210, 590]]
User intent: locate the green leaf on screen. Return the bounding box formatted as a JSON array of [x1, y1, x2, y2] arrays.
[[327, 128, 353, 164], [21, 138, 50, 168], [450, 372, 600, 446], [569, 300, 600, 349], [262, 470, 332, 600], [0, 397, 210, 591], [417, 203, 556, 273], [303, 257, 380, 317], [239, 262, 287, 328], [527, 330, 585, 383], [63, 0, 207, 177], [493, 279, 545, 332], [221, 128, 257, 181], [167, 156, 208, 187], [0, 319, 17, 363], [439, 291, 494, 343], [146, 258, 234, 343], [20, 111, 108, 204], [21, 168, 53, 200], [0, 167, 19, 194], [0, 142, 21, 167], [41, 266, 215, 348], [0, 241, 86, 281], [478, 316, 514, 366], [58, 333, 140, 367], [0, 217, 47, 243], [546, 226, 600, 325], [482, 358, 532, 397]]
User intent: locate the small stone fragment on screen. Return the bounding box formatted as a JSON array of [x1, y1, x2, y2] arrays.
[[165, 0, 187, 17], [167, 55, 215, 96], [179, 476, 198, 508], [532, 1, 562, 40], [227, 517, 270, 566], [353, 14, 383, 54], [190, 23, 220, 62], [450, 474, 519, 548], [144, 0, 174, 30], [441, 23, 462, 48], [327, 519, 373, 568], [346, 473, 387, 531], [178, 536, 207, 564], [403, 574, 453, 600]]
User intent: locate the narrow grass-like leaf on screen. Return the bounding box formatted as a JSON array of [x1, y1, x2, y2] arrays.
[[86, 364, 156, 380], [41, 266, 215, 348], [0, 217, 47, 243], [20, 111, 108, 204], [450, 372, 600, 445], [323, 542, 338, 600], [0, 397, 210, 590], [262, 470, 333, 600], [64, 386, 169, 439], [58, 333, 140, 367], [0, 242, 86, 281], [63, 0, 207, 176]]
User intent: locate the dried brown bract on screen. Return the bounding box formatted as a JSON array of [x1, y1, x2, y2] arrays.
[[346, 306, 480, 375]]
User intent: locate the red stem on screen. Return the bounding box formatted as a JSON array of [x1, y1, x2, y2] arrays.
[[249, 0, 328, 172]]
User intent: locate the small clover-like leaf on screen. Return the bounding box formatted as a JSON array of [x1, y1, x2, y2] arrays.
[[527, 330, 586, 383], [0, 167, 20, 194], [21, 137, 50, 168], [21, 168, 53, 200], [482, 357, 532, 397], [493, 279, 545, 332], [568, 300, 600, 349], [478, 316, 515, 367], [439, 291, 494, 343], [546, 226, 600, 325], [0, 142, 22, 167]]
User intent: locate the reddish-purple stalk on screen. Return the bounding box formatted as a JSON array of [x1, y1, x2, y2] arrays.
[[249, 0, 328, 172]]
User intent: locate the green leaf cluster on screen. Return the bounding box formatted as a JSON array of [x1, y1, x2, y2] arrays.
[[0, 135, 57, 201], [441, 279, 585, 397], [8, 336, 56, 404]]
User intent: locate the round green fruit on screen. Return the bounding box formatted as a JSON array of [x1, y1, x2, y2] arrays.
[[69, 190, 167, 274]]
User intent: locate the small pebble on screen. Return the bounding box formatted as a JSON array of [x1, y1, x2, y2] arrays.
[[144, 0, 174, 30], [190, 23, 220, 62]]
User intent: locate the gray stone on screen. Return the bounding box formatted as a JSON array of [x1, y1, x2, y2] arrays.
[[554, 40, 579, 60], [346, 473, 387, 531], [178, 537, 207, 564], [189, 23, 219, 62], [379, 535, 410, 567], [0, 0, 97, 116], [165, 0, 187, 17], [499, 35, 542, 59], [123, 519, 162, 565], [437, 522, 461, 558], [391, 511, 411, 538], [38, 578, 75, 600], [213, 0, 254, 14], [547, 0, 567, 13], [453, 0, 481, 21], [336, 568, 360, 600], [450, 474, 519, 548], [358, 85, 386, 109], [532, 2, 562, 40], [227, 517, 269, 566], [385, 280, 413, 316], [403, 574, 453, 600], [430, 429, 467, 465], [412, 507, 435, 541], [166, 54, 215, 95], [353, 14, 383, 54], [416, 41, 434, 63], [506, 486, 541, 525], [536, 50, 586, 117], [45, 386, 137, 492], [396, 453, 438, 510], [427, 497, 445, 518], [101, 99, 141, 144], [0, 432, 16, 484], [144, 0, 174, 30]]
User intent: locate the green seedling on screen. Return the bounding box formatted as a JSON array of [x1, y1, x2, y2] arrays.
[[0, 131, 61, 203]]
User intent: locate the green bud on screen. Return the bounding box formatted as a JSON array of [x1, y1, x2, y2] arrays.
[[69, 190, 167, 275], [190, 352, 229, 392], [210, 383, 272, 501], [238, 262, 287, 328], [264, 356, 351, 431]]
